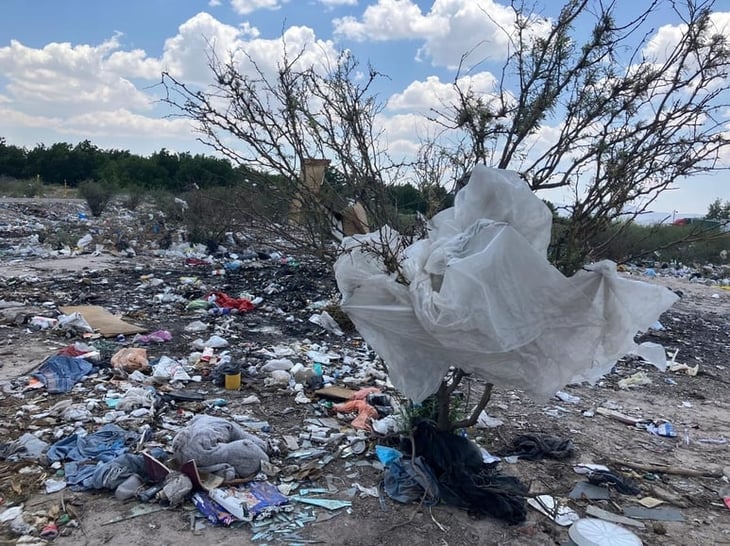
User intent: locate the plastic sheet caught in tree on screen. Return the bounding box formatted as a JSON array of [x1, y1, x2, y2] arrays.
[[334, 165, 678, 403]]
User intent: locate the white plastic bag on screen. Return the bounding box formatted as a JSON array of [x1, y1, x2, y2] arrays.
[[334, 165, 678, 402]]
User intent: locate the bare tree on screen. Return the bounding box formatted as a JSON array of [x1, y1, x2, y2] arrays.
[[426, 0, 730, 272], [161, 45, 403, 258]]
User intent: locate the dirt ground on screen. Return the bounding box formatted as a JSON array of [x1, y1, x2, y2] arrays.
[[0, 199, 728, 546]]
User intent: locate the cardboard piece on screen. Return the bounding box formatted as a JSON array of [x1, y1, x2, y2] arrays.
[[59, 305, 146, 337], [314, 386, 357, 401]]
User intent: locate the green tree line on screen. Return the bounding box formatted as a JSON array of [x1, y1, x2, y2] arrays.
[[0, 137, 240, 192], [0, 137, 445, 218]]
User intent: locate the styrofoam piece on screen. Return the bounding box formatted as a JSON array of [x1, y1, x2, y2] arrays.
[[568, 518, 642, 546]]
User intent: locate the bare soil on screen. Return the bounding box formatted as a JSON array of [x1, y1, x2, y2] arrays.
[[0, 199, 728, 546]]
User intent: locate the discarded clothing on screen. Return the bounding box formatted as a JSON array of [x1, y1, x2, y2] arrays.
[[334, 165, 679, 403], [383, 456, 440, 506], [0, 433, 49, 461], [408, 419, 528, 524], [47, 424, 136, 463], [499, 433, 576, 461], [587, 469, 641, 495], [31, 355, 94, 394], [64, 448, 168, 491], [171, 415, 269, 479]]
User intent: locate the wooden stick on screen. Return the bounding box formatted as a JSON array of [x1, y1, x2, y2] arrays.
[[609, 458, 722, 478]]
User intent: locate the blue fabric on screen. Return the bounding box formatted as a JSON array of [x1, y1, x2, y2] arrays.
[[47, 424, 134, 463], [32, 356, 93, 394], [383, 456, 440, 506], [63, 447, 167, 491]]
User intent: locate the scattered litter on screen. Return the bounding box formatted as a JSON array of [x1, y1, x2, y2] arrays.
[[555, 391, 581, 404], [527, 495, 579, 526], [645, 422, 677, 438], [59, 305, 146, 336], [290, 496, 352, 510], [638, 496, 664, 508], [622, 505, 684, 522], [499, 433, 575, 461], [584, 505, 645, 529], [568, 518, 642, 546], [569, 481, 611, 501], [618, 371, 652, 390], [209, 481, 290, 521], [669, 362, 699, 376]]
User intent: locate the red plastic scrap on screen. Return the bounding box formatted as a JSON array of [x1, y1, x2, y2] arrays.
[[206, 291, 255, 312], [333, 399, 378, 431], [185, 258, 208, 266], [56, 345, 88, 358]]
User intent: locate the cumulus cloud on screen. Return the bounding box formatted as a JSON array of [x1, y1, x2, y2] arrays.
[[230, 0, 288, 15], [388, 72, 498, 112], [160, 12, 243, 83], [333, 0, 530, 69], [61, 109, 194, 138], [0, 36, 159, 116], [333, 0, 446, 41], [644, 11, 730, 63]]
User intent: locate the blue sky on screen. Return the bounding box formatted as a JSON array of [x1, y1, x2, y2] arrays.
[[1, 0, 729, 215]]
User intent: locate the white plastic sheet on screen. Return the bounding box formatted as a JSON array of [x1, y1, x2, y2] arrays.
[[334, 165, 678, 402]]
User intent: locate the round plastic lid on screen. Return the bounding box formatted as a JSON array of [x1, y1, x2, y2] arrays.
[[568, 518, 642, 546]]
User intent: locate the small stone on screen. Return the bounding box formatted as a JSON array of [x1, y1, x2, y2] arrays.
[[653, 522, 667, 535]]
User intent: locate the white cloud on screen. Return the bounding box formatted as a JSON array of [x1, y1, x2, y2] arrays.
[[644, 11, 730, 63], [160, 12, 243, 83], [209, 0, 222, 6], [61, 109, 194, 138], [229, 0, 288, 15], [333, 0, 446, 41], [0, 106, 192, 139], [319, 0, 357, 7], [0, 36, 158, 117], [388, 72, 498, 112], [237, 25, 339, 76], [333, 0, 532, 69]]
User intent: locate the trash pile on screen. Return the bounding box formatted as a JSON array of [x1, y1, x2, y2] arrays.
[[0, 186, 727, 545]]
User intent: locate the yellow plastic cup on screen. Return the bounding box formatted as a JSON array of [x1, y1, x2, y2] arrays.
[[224, 372, 241, 390]]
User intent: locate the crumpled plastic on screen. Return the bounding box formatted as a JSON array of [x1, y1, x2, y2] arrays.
[[334, 165, 678, 403], [171, 415, 269, 479], [333, 399, 378, 430], [206, 291, 255, 313], [111, 348, 149, 373]]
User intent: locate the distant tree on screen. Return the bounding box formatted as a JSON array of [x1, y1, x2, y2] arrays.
[[0, 138, 27, 179], [706, 197, 730, 220]]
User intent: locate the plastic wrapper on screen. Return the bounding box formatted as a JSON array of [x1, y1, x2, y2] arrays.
[[111, 348, 149, 373], [334, 165, 678, 402]]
